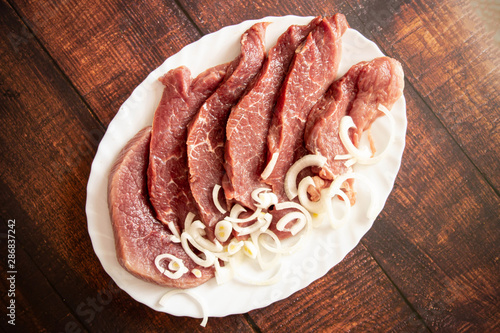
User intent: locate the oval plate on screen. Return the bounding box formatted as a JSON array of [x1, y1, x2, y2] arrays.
[[86, 15, 406, 319]]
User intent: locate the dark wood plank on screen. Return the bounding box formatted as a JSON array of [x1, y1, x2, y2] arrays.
[[9, 0, 203, 125], [179, 0, 353, 34], [362, 82, 500, 332], [349, 0, 500, 192], [0, 1, 254, 331], [248, 245, 429, 332], [335, 1, 500, 330], [0, 213, 86, 332]]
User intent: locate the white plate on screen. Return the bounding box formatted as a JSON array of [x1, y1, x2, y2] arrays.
[[86, 15, 406, 319]]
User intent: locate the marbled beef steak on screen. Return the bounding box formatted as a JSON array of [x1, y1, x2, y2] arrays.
[[305, 57, 404, 202], [187, 22, 268, 232], [223, 17, 322, 210], [148, 64, 227, 233], [264, 14, 349, 203], [108, 127, 214, 288]]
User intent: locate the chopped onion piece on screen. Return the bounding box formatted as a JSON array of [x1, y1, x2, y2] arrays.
[[226, 239, 244, 255], [191, 269, 202, 278], [344, 157, 357, 168], [334, 153, 353, 160], [215, 220, 232, 243], [212, 184, 227, 214], [243, 241, 258, 259], [154, 253, 188, 279], [169, 235, 181, 243], [168, 260, 181, 272], [159, 290, 208, 327], [259, 212, 273, 232], [261, 152, 279, 180], [180, 232, 216, 267], [284, 154, 327, 200]]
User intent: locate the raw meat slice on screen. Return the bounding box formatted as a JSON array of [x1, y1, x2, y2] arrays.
[[108, 127, 214, 288], [223, 17, 322, 210], [186, 22, 268, 230], [304, 62, 363, 180], [305, 57, 404, 181], [148, 65, 227, 233], [264, 14, 348, 202], [348, 57, 405, 146]]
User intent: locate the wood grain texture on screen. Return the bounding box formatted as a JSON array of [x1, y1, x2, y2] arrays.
[[363, 83, 500, 332], [248, 245, 429, 332], [9, 0, 203, 125], [0, 203, 85, 332]]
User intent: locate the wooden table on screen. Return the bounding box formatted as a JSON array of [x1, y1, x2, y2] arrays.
[[1, 0, 498, 331]]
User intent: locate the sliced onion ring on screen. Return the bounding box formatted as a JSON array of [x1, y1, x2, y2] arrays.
[[276, 211, 306, 236], [154, 253, 188, 279], [284, 154, 327, 200], [188, 220, 223, 253], [297, 176, 325, 214], [251, 188, 278, 209], [225, 205, 262, 223], [324, 188, 352, 229], [180, 232, 216, 267], [339, 104, 395, 165], [250, 230, 281, 270], [232, 212, 269, 236], [159, 290, 208, 327]]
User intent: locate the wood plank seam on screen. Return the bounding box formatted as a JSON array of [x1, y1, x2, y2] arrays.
[[243, 313, 264, 333], [359, 239, 432, 331], [173, 0, 205, 36]]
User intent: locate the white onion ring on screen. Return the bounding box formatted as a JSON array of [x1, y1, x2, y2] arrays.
[[297, 176, 325, 213], [225, 205, 262, 223], [159, 290, 208, 327], [339, 104, 395, 165], [180, 232, 216, 267], [154, 253, 188, 279], [284, 154, 327, 200], [188, 220, 223, 253]]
